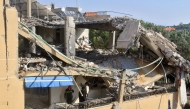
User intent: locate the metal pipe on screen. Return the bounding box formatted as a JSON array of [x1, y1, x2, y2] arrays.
[[161, 63, 168, 83], [72, 77, 83, 96]]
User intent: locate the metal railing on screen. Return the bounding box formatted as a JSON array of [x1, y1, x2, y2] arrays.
[[123, 86, 177, 101], [50, 97, 113, 109]]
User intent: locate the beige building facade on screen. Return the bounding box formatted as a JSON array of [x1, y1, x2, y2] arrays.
[[0, 1, 185, 109], [0, 2, 24, 109]]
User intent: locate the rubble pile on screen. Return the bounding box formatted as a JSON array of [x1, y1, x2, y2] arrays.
[[78, 17, 190, 73], [19, 57, 65, 77], [138, 26, 190, 73], [22, 17, 65, 28]]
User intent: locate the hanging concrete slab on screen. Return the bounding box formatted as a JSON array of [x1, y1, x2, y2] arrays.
[[134, 59, 174, 86], [116, 20, 140, 49]]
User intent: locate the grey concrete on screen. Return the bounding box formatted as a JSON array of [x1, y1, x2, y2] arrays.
[[27, 0, 31, 17], [29, 26, 36, 54], [112, 31, 116, 51], [64, 16, 76, 57]]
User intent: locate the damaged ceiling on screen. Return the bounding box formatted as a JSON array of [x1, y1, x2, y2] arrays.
[[16, 3, 190, 101]]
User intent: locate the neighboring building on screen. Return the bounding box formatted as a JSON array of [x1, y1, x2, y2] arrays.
[[84, 11, 110, 21], [44, 5, 59, 11], [165, 27, 176, 31]]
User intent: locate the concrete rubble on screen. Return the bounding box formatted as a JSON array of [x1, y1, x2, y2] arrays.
[[21, 16, 190, 75], [19, 16, 188, 81], [76, 17, 190, 73], [18, 12, 190, 109], [139, 26, 190, 73]]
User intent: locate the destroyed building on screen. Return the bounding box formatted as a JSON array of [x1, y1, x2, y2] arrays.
[[0, 0, 189, 109]]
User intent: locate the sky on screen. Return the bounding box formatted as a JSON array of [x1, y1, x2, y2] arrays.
[[38, 0, 190, 26]]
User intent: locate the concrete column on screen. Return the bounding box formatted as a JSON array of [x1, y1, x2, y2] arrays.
[[27, 0, 32, 60], [112, 31, 116, 51], [108, 31, 116, 51], [27, 0, 31, 17], [29, 26, 36, 54], [64, 16, 76, 57], [118, 71, 126, 104]]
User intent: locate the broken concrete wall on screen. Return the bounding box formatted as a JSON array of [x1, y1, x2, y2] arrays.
[[36, 26, 56, 44], [75, 28, 89, 48], [0, 6, 24, 109], [116, 20, 140, 49]]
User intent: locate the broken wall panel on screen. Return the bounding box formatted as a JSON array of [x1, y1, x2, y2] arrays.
[[116, 20, 140, 49], [134, 59, 174, 86], [140, 33, 163, 57], [75, 28, 89, 49]]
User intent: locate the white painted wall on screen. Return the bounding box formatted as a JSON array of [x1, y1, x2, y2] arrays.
[[50, 76, 87, 104], [50, 76, 110, 104], [75, 28, 89, 48], [88, 88, 110, 99]]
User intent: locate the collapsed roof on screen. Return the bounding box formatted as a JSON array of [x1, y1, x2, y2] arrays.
[[14, 0, 190, 84], [10, 0, 59, 19], [20, 16, 190, 74]]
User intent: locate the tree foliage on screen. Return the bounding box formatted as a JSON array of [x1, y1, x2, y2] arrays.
[[173, 23, 190, 30], [89, 30, 109, 49]]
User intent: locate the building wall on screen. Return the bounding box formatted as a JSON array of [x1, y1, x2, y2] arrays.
[[91, 92, 181, 109], [75, 28, 89, 48], [0, 6, 24, 109], [87, 88, 110, 99], [36, 27, 89, 49], [50, 76, 109, 104], [50, 76, 87, 104], [37, 26, 56, 44], [0, 1, 2, 9]]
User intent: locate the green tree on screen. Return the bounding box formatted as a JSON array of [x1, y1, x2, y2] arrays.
[[89, 30, 109, 49]]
